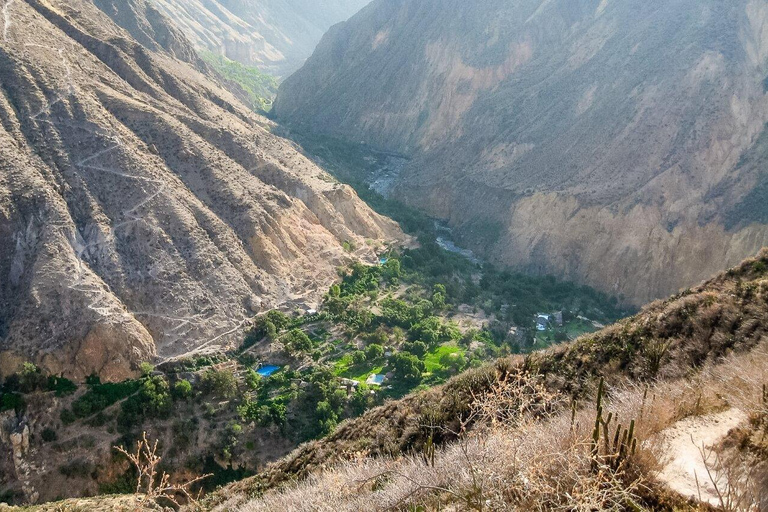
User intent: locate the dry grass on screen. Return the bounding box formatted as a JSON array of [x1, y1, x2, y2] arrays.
[[226, 343, 768, 512]]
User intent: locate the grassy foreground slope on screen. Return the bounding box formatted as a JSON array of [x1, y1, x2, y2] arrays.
[[211, 248, 768, 509]]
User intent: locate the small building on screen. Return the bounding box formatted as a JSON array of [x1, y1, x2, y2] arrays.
[[553, 311, 564, 326], [306, 309, 318, 316], [536, 314, 550, 331], [340, 378, 360, 388]]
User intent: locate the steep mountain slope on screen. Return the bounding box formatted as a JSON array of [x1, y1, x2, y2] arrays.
[[0, 0, 400, 382], [274, 0, 768, 305], [149, 0, 371, 76]]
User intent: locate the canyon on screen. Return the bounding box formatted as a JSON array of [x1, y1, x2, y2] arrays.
[[274, 0, 768, 305], [150, 0, 370, 76]]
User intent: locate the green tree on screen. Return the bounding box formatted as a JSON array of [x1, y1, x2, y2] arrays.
[[390, 353, 425, 382], [266, 310, 291, 331], [315, 400, 338, 436], [349, 385, 374, 415], [402, 341, 427, 358], [172, 379, 193, 400], [244, 369, 261, 391], [264, 320, 278, 341], [18, 363, 46, 393], [432, 284, 447, 310], [201, 369, 238, 399], [439, 352, 467, 374], [365, 344, 384, 361], [283, 329, 313, 353], [351, 351, 367, 365], [382, 259, 401, 283], [138, 375, 172, 416], [139, 362, 154, 377]]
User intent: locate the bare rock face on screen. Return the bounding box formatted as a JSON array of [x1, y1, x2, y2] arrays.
[[149, 0, 371, 76], [274, 0, 768, 305], [0, 0, 400, 381]]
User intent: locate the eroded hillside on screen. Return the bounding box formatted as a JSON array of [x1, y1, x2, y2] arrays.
[[274, 0, 768, 305], [0, 0, 400, 382]]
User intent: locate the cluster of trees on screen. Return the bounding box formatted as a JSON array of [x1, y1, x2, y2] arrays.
[[0, 363, 78, 413], [237, 366, 375, 443]]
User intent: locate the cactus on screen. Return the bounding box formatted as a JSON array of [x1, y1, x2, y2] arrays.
[[639, 385, 649, 421], [590, 377, 638, 471], [423, 434, 435, 468], [570, 397, 577, 431]]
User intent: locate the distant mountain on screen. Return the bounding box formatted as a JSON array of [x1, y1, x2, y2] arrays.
[[274, 0, 768, 305], [0, 0, 399, 382], [150, 0, 371, 76]]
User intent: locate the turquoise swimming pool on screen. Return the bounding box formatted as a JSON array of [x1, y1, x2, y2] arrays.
[[256, 365, 280, 377]]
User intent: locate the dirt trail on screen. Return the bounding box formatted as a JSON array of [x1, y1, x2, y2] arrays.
[[655, 408, 749, 506]]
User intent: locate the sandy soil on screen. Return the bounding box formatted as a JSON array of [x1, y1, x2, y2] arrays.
[[655, 408, 749, 506]]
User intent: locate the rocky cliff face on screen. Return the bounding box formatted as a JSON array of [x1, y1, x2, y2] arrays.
[[0, 0, 400, 381], [149, 0, 371, 76], [274, 0, 768, 305]]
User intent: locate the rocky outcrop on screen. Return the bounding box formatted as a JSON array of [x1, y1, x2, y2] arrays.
[[0, 0, 400, 381], [149, 0, 371, 76], [274, 0, 768, 305]]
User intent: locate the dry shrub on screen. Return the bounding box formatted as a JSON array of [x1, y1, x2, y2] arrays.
[[696, 442, 767, 512], [468, 368, 566, 429], [114, 432, 210, 508]]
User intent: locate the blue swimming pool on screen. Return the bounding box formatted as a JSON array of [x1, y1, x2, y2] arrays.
[[256, 365, 280, 377]]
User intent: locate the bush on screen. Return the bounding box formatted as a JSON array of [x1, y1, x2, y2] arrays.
[[0, 392, 24, 412], [41, 427, 57, 442], [439, 352, 468, 374], [60, 408, 76, 425], [172, 379, 193, 400], [47, 376, 77, 396], [244, 370, 261, 391], [139, 362, 154, 377], [59, 458, 94, 478], [71, 380, 140, 419]]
